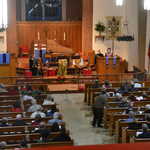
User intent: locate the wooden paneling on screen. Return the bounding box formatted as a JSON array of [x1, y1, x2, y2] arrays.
[[82, 0, 93, 55], [16, 21, 82, 53], [7, 0, 17, 55]]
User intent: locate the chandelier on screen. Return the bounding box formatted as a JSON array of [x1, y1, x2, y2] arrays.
[[0, 0, 8, 31], [116, 0, 124, 6], [144, 0, 150, 10]]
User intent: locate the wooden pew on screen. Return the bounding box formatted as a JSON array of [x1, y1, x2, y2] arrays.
[[109, 114, 144, 137], [130, 136, 150, 143], [104, 107, 128, 128], [116, 121, 145, 143], [30, 141, 74, 148]]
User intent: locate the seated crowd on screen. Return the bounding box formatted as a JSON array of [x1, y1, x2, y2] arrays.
[[0, 85, 72, 149], [90, 78, 150, 142]]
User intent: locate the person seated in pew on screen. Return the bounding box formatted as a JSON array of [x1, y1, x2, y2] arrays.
[[53, 109, 62, 119], [22, 93, 35, 101], [137, 124, 150, 138], [38, 122, 51, 142], [51, 122, 62, 132], [0, 117, 10, 127], [32, 87, 41, 98], [0, 141, 7, 149], [128, 121, 142, 130], [92, 80, 101, 88], [118, 97, 129, 107], [45, 108, 56, 117], [123, 111, 136, 122], [128, 94, 137, 101], [118, 81, 134, 94], [48, 115, 64, 125], [115, 93, 123, 101], [43, 95, 55, 106], [52, 126, 71, 142], [28, 99, 43, 113], [30, 108, 46, 118], [0, 84, 7, 92], [20, 85, 28, 95], [31, 114, 43, 126], [13, 114, 26, 126], [102, 80, 112, 89], [11, 100, 22, 112], [144, 105, 150, 114]]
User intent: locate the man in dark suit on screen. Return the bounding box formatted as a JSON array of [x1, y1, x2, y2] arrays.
[[92, 91, 107, 127]]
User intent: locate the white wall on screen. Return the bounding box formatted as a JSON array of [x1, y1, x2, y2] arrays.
[[93, 0, 139, 70], [0, 31, 7, 53], [145, 12, 150, 71]]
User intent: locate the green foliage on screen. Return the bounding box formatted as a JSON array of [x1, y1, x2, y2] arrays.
[[95, 22, 105, 33], [0, 27, 5, 32]]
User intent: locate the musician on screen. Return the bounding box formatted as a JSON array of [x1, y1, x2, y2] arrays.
[[105, 48, 113, 57]]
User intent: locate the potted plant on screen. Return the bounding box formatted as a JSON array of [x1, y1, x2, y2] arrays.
[[95, 22, 105, 35]]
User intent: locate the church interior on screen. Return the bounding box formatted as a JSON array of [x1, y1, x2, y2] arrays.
[[1, 0, 150, 149]]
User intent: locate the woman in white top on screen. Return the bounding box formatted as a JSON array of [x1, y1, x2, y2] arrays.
[[43, 95, 55, 105]]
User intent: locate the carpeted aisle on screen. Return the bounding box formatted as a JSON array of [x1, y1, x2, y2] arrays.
[[23, 143, 150, 150]]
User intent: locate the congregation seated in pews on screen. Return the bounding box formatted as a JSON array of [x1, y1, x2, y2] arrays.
[[0, 84, 73, 149], [84, 78, 150, 144]]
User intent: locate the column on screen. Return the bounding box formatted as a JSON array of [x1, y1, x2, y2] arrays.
[[82, 0, 93, 56], [7, 0, 18, 55]]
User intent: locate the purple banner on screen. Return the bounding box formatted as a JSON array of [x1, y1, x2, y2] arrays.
[[113, 56, 117, 65], [106, 56, 109, 65]]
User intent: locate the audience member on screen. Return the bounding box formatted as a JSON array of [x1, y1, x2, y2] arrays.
[[137, 124, 150, 138], [52, 127, 71, 142], [43, 95, 55, 105], [102, 80, 112, 89], [0, 117, 9, 127], [38, 122, 51, 142], [0, 141, 7, 149], [12, 100, 22, 112], [31, 114, 42, 126], [123, 111, 136, 122], [30, 108, 46, 118], [28, 99, 43, 113], [48, 115, 64, 125], [118, 97, 129, 107], [13, 114, 26, 126]]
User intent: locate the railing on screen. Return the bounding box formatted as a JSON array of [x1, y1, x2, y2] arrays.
[[0, 71, 147, 85]]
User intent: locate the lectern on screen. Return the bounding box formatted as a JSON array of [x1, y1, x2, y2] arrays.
[[96, 56, 128, 81]]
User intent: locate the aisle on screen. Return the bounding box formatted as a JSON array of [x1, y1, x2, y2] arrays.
[[51, 93, 115, 145]]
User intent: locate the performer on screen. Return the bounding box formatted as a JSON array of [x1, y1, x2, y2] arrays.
[[105, 48, 113, 57], [29, 55, 34, 72], [57, 60, 67, 77]]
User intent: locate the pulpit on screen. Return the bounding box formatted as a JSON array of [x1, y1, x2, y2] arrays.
[[96, 56, 128, 81]]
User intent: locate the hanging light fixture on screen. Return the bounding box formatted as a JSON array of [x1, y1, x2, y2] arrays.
[[144, 0, 150, 10], [116, 0, 124, 6], [0, 0, 8, 31]]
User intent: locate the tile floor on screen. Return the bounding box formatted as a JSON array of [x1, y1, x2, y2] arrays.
[[51, 93, 115, 145]]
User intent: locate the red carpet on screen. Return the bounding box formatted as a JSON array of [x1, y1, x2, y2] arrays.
[[23, 143, 150, 150]]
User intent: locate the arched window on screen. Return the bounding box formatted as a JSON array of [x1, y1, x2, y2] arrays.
[[0, 0, 8, 29], [26, 0, 62, 21]]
